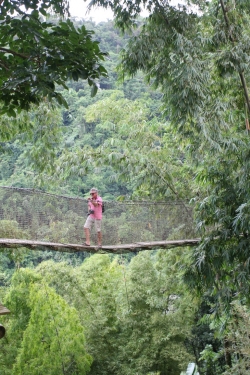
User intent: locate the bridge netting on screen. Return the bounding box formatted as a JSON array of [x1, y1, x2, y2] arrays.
[[0, 186, 196, 246]]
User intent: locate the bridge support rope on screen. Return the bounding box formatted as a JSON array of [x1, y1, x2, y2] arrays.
[[0, 238, 200, 254]]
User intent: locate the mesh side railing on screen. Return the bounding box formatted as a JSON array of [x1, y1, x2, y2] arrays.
[[0, 187, 196, 245]]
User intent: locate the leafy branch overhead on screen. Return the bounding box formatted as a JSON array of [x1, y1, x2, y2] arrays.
[[0, 0, 108, 116], [89, 0, 250, 135]]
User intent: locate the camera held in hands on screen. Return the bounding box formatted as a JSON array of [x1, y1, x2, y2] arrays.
[[87, 209, 95, 216]]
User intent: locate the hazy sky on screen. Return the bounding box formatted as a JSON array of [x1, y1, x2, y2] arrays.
[[68, 0, 192, 23], [69, 0, 114, 22]]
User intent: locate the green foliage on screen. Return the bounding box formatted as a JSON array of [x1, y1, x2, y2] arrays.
[[0, 1, 107, 115], [0, 220, 26, 239], [0, 18, 167, 196], [55, 90, 195, 201], [183, 136, 250, 311], [84, 0, 250, 324], [199, 345, 221, 375], [13, 283, 92, 375], [16, 253, 197, 375], [93, 0, 250, 136], [0, 220, 31, 279], [0, 269, 41, 374], [221, 302, 250, 375], [0, 101, 63, 179], [0, 268, 92, 375], [3, 6, 250, 374]]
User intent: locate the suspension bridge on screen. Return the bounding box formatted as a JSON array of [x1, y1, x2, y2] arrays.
[[0, 186, 200, 254]]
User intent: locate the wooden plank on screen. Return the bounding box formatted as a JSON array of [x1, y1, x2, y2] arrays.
[[0, 303, 10, 315], [0, 238, 200, 254]]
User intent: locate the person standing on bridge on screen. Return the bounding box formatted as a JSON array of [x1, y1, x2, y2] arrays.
[[84, 188, 103, 247]]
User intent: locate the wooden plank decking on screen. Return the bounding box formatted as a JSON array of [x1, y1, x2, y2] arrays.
[[0, 238, 200, 254], [0, 303, 10, 315]]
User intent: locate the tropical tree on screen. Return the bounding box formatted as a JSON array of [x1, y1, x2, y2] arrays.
[[220, 301, 250, 375], [56, 91, 196, 201], [81, 0, 250, 309], [0, 0, 107, 116], [13, 283, 92, 375], [1, 268, 92, 375], [87, 0, 250, 130], [35, 253, 196, 375]]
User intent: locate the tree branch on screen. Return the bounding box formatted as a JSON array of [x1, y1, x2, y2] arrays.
[[0, 47, 28, 59], [154, 0, 169, 26], [0, 59, 9, 71], [239, 72, 250, 117], [219, 0, 231, 32]]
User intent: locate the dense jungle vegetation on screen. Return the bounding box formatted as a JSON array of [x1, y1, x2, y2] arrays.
[[1, 0, 250, 374]]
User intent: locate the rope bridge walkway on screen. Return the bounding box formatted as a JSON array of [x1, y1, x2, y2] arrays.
[[0, 186, 200, 253]]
